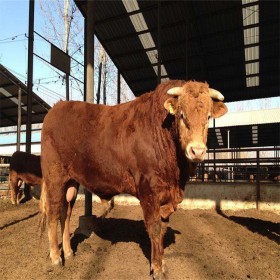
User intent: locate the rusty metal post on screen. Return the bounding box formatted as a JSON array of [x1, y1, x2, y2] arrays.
[[26, 0, 34, 154], [84, 0, 95, 217], [213, 119, 216, 182], [256, 150, 260, 210], [185, 18, 189, 80], [17, 87, 22, 151], [157, 1, 161, 84], [117, 70, 121, 104]]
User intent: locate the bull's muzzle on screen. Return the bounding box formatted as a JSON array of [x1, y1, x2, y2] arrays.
[[186, 145, 206, 162]]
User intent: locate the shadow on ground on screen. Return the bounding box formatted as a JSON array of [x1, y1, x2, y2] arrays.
[[215, 202, 280, 245], [71, 215, 181, 262], [0, 212, 39, 231]]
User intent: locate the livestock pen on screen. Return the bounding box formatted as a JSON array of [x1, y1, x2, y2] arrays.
[[1, 147, 279, 212], [0, 147, 279, 279]]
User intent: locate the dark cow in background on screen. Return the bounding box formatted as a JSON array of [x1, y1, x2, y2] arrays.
[[9, 151, 42, 205], [40, 80, 227, 279]]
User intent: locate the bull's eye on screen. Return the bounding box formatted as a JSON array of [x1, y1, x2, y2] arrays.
[[180, 114, 190, 129]]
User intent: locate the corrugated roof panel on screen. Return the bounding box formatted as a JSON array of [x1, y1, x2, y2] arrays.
[[210, 108, 280, 128], [242, 3, 259, 26], [75, 0, 279, 101], [243, 27, 259, 45]]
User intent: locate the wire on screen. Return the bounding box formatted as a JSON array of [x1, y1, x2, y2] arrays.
[[0, 33, 26, 42], [0, 39, 28, 44]]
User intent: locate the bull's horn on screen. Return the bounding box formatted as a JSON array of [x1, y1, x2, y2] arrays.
[[209, 88, 224, 101], [167, 87, 183, 96]]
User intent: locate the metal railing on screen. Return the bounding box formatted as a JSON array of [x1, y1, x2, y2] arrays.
[[1, 148, 279, 186], [0, 164, 9, 185], [190, 147, 280, 184]]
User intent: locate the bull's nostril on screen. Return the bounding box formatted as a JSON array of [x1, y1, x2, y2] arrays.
[[191, 148, 196, 156]]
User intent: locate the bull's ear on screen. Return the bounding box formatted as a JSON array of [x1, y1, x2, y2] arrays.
[[164, 97, 178, 115], [212, 101, 228, 118]]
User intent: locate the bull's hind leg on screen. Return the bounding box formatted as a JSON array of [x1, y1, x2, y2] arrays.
[[60, 180, 79, 260], [45, 181, 66, 266], [48, 214, 61, 265]]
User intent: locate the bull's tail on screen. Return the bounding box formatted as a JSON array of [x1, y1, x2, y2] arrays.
[[39, 180, 47, 238]]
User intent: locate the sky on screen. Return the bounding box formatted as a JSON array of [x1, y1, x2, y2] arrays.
[[0, 1, 29, 80], [0, 0, 85, 105], [0, 0, 134, 106]]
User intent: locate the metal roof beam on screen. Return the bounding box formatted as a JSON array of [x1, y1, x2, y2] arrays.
[[104, 17, 277, 53], [95, 1, 180, 27], [114, 39, 185, 59], [0, 82, 14, 88], [129, 69, 279, 88], [95, 3, 159, 26], [102, 19, 185, 44], [0, 111, 17, 126]]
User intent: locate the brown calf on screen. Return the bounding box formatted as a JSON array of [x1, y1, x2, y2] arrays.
[[9, 151, 42, 205]]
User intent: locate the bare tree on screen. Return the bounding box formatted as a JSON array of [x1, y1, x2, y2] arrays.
[[38, 0, 134, 104], [39, 0, 84, 99]]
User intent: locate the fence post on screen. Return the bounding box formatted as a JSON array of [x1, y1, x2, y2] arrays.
[[256, 150, 260, 210], [201, 162, 205, 182]]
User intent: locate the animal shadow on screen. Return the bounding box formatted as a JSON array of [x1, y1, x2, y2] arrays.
[[215, 203, 280, 245], [227, 215, 280, 245], [0, 212, 39, 230], [71, 215, 181, 262]]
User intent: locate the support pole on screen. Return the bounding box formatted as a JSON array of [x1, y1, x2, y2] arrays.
[[117, 70, 121, 104], [213, 119, 216, 182], [26, 0, 34, 154], [256, 150, 260, 210], [157, 1, 161, 85], [66, 73, 70, 100], [85, 1, 95, 105], [17, 88, 22, 151], [84, 0, 95, 217], [185, 20, 189, 80]]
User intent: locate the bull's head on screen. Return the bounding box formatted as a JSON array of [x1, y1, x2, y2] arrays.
[[164, 81, 227, 162]]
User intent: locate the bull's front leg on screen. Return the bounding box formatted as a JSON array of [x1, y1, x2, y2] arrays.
[[140, 200, 167, 279]]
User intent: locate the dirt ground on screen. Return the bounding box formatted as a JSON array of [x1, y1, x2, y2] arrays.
[[0, 198, 279, 280]]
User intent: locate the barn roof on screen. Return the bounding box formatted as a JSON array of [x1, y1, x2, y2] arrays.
[[208, 109, 280, 148], [75, 0, 279, 102], [0, 64, 50, 128]]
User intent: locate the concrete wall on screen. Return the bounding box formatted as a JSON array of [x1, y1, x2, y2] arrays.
[[181, 183, 280, 213], [76, 182, 280, 214], [1, 181, 279, 213]]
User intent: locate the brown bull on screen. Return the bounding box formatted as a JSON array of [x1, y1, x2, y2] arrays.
[[9, 151, 42, 205], [40, 80, 227, 279]]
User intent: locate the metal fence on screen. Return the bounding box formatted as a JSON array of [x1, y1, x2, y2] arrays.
[[189, 147, 280, 184], [1, 147, 280, 186]]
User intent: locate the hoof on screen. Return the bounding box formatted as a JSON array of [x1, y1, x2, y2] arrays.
[[153, 271, 167, 280], [151, 263, 167, 280], [64, 250, 74, 260], [52, 257, 62, 266], [162, 260, 168, 275]]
